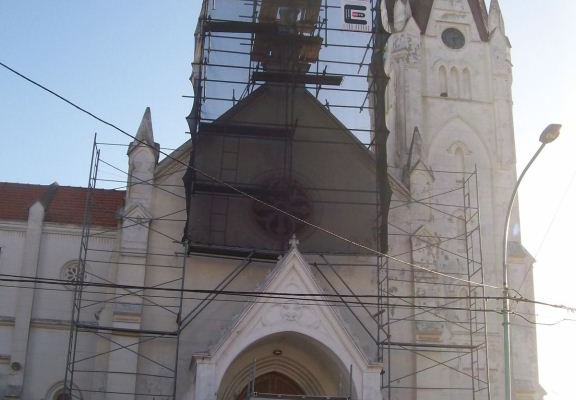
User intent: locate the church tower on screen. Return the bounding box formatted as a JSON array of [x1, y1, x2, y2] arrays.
[[383, 0, 543, 399]]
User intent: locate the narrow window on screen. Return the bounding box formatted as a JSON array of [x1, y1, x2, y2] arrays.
[[450, 67, 460, 98], [439, 65, 448, 97], [462, 67, 472, 99]]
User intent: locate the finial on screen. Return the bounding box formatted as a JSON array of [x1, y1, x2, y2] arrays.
[[289, 234, 299, 249], [488, 0, 505, 34], [135, 107, 154, 144], [128, 107, 160, 162]]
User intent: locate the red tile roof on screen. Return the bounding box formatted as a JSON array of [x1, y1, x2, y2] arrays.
[[0, 182, 124, 227]]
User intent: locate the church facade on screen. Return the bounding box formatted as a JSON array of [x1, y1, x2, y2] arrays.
[[0, 1, 543, 399]]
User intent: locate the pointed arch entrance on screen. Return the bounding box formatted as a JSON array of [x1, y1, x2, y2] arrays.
[[217, 332, 353, 400], [187, 247, 382, 400]]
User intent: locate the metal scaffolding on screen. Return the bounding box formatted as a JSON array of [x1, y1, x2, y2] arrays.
[[378, 168, 491, 399], [63, 1, 491, 399], [63, 138, 188, 399]]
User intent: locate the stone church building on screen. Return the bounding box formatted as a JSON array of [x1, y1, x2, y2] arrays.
[[0, 1, 543, 399]]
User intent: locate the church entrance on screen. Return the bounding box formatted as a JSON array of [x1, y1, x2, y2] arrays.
[[236, 371, 305, 399], [216, 332, 356, 400]]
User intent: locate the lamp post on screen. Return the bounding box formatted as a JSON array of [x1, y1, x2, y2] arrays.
[[502, 123, 561, 400]]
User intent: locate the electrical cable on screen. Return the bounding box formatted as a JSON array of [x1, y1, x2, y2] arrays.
[[0, 8, 556, 393], [5, 47, 563, 383], [511, 311, 576, 327], [0, 280, 501, 312], [0, 60, 501, 291], [0, 272, 574, 314]]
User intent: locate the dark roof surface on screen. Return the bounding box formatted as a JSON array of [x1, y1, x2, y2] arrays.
[[384, 0, 488, 41], [0, 182, 124, 227]]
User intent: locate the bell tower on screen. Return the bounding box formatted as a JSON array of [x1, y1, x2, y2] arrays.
[[383, 0, 543, 399]]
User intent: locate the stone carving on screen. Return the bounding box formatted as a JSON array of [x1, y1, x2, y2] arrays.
[[281, 303, 302, 321], [261, 302, 320, 329], [392, 34, 421, 65]]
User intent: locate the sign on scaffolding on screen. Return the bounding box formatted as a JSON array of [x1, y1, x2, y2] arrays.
[[342, 0, 372, 31]]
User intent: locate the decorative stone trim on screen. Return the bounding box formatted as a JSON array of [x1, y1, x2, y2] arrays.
[[60, 260, 91, 289]]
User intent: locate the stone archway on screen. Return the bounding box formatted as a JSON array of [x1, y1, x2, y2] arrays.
[[217, 332, 354, 400], [187, 247, 383, 400]]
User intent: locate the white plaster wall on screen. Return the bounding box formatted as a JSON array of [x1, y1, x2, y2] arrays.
[[20, 327, 71, 399], [0, 223, 26, 318], [0, 223, 25, 389], [0, 218, 117, 399]]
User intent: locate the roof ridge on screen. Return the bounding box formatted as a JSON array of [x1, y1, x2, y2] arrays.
[[0, 181, 125, 192]]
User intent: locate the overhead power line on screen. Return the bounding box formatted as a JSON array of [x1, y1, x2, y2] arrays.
[[0, 60, 500, 291], [1, 272, 575, 314], [5, 60, 576, 324]]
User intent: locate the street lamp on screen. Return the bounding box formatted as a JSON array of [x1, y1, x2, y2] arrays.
[[502, 123, 561, 400]]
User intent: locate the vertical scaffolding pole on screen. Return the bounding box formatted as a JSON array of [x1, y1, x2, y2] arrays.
[[64, 134, 99, 398], [462, 167, 491, 399], [172, 241, 189, 398], [64, 139, 188, 399], [372, 2, 392, 394], [371, 0, 392, 255]]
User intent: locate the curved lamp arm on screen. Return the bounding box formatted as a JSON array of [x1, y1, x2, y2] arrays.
[[502, 123, 561, 400]]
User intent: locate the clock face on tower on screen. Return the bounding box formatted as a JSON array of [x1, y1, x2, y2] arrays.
[[442, 28, 465, 49]]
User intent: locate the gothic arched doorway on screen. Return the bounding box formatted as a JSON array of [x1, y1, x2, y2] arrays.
[[236, 371, 305, 399], [217, 332, 356, 400]]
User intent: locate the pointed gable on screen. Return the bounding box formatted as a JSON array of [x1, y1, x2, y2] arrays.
[[211, 244, 368, 357], [186, 84, 380, 255], [385, 0, 488, 40], [201, 244, 381, 399]]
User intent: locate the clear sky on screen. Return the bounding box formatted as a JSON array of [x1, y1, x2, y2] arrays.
[[1, 1, 575, 399]]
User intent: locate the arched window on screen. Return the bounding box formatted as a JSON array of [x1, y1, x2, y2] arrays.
[[46, 382, 81, 400], [449, 66, 460, 98], [462, 67, 472, 99], [439, 65, 448, 97]]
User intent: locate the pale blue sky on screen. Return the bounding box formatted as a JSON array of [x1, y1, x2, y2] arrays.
[[1, 1, 198, 185], [1, 2, 576, 399]]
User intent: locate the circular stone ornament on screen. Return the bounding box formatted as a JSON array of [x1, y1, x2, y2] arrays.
[[252, 178, 312, 239], [60, 260, 90, 289], [442, 28, 465, 49]]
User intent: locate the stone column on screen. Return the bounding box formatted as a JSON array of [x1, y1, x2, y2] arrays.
[[7, 201, 46, 398]]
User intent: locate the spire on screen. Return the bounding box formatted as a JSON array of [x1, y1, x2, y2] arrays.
[[135, 107, 154, 145], [128, 107, 160, 162], [488, 0, 505, 34]]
